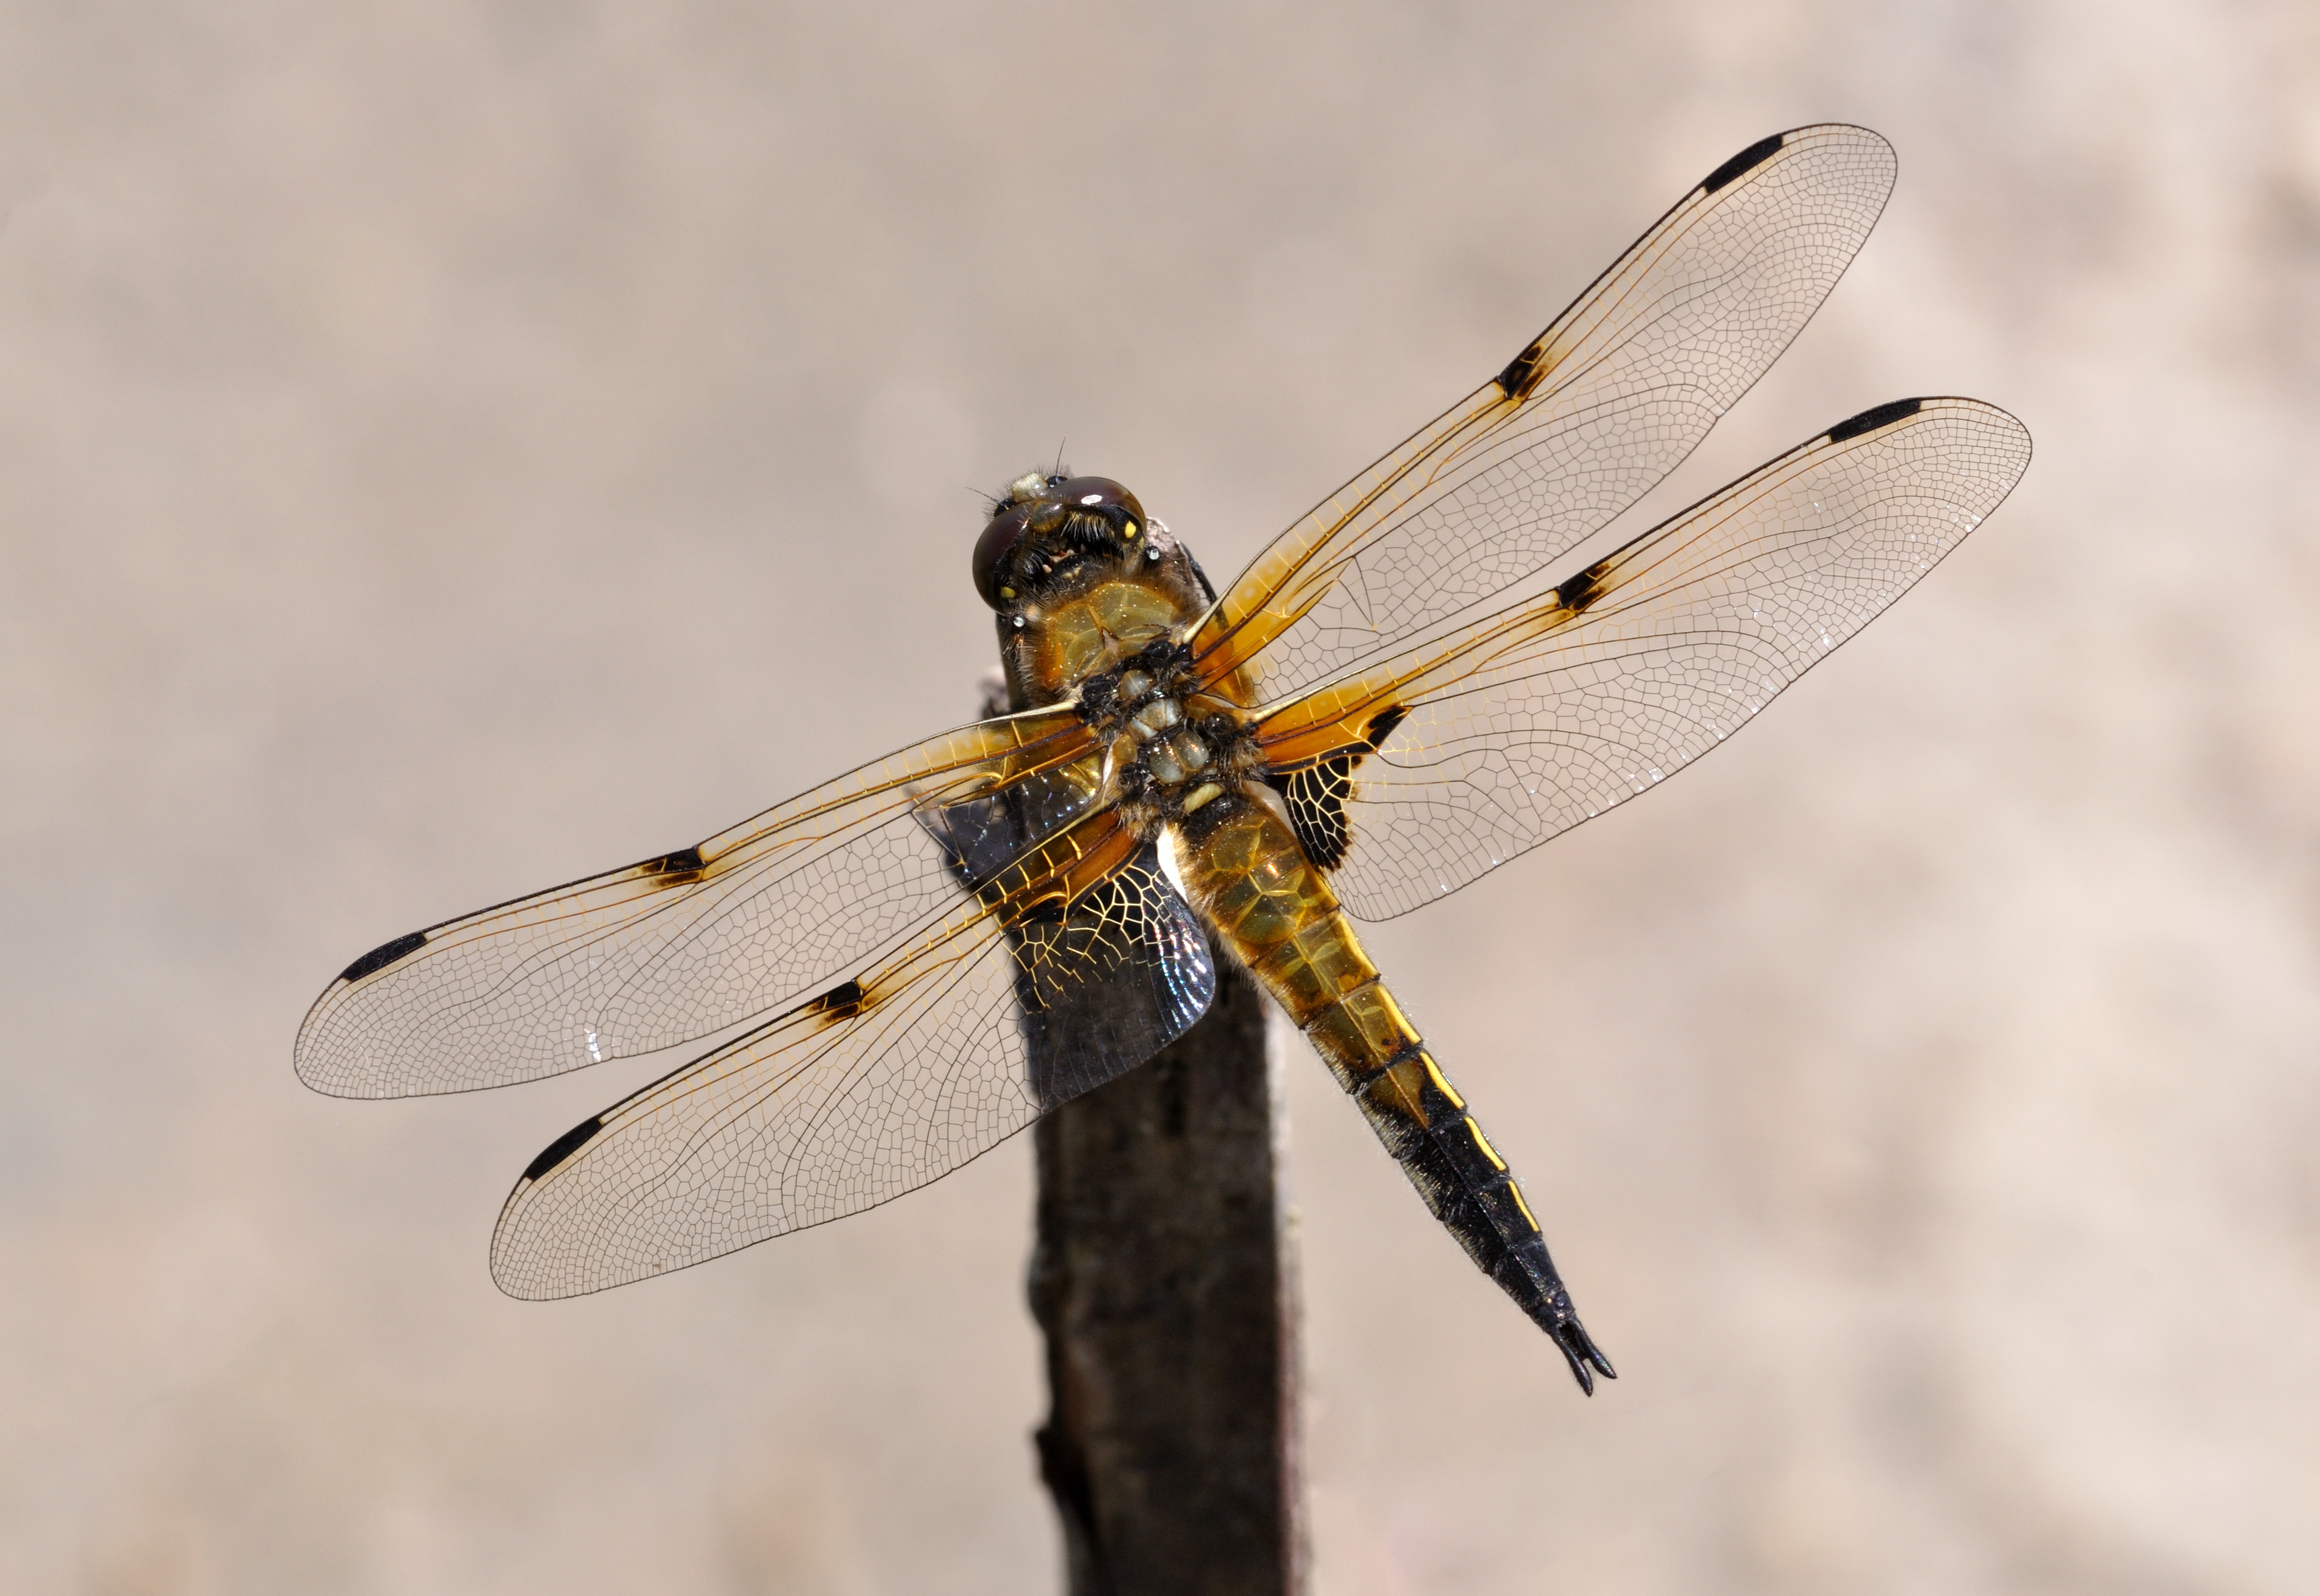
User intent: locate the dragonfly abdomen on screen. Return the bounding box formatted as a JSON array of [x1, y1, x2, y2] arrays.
[[1309, 984, 1612, 1391], [1171, 796, 1615, 1391]]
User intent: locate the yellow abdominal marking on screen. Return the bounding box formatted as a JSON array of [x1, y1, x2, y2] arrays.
[[1420, 1051, 1463, 1110], [1465, 1119, 1507, 1172], [1506, 1182, 1541, 1233]]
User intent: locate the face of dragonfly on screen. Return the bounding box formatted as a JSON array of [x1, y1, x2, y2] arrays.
[[972, 471, 1212, 702]]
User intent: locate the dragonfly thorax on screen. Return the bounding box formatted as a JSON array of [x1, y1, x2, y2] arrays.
[[1078, 641, 1261, 840]]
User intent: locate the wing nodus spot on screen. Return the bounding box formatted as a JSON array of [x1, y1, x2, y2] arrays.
[[1495, 341, 1551, 402], [1827, 397, 1922, 444], [1278, 704, 1410, 872], [1702, 131, 1785, 194], [641, 845, 706, 884], [339, 930, 426, 985], [1554, 558, 1614, 614], [523, 1116, 603, 1182], [806, 978, 869, 1026]]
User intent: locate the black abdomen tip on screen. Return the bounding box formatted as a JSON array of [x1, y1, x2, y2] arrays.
[[339, 930, 426, 984], [1827, 397, 1923, 444], [523, 1116, 605, 1182]]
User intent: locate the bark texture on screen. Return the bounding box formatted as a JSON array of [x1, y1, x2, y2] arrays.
[[1027, 954, 1306, 1596]]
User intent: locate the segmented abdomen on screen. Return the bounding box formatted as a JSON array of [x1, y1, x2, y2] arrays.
[[1170, 797, 1594, 1356]]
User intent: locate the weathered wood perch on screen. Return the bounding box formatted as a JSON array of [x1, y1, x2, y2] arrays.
[[983, 673, 1306, 1595]]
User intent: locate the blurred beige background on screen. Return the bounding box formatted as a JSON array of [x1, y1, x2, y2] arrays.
[[4, 1, 2316, 1592]]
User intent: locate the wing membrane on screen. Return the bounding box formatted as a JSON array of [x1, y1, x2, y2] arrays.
[[1252, 398, 2032, 920], [295, 707, 1102, 1098], [489, 816, 1215, 1299], [1192, 124, 1897, 705]]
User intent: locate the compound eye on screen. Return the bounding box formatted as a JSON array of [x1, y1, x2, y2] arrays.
[[972, 504, 1033, 609], [1053, 476, 1146, 534]]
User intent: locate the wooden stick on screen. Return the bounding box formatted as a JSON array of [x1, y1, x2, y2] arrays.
[[985, 673, 1307, 1594], [1028, 957, 1304, 1595]]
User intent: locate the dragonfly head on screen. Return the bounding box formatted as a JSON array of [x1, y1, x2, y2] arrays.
[[973, 472, 1155, 609]]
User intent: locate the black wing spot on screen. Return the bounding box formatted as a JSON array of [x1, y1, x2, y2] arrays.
[[1363, 704, 1410, 749], [1702, 132, 1785, 194], [1496, 340, 1551, 402], [1826, 397, 1922, 444], [806, 978, 867, 1025], [1283, 756, 1357, 871], [640, 846, 706, 884], [1555, 557, 1614, 614], [339, 930, 426, 985], [1011, 891, 1070, 928], [1277, 705, 1409, 873], [523, 1116, 603, 1182]]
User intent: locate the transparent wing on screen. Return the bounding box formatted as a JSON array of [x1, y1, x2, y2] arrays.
[[1251, 398, 2032, 920], [294, 707, 1102, 1098], [1190, 124, 1897, 705], [489, 816, 1216, 1299]]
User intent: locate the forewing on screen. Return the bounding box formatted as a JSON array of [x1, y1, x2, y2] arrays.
[[294, 707, 1102, 1098], [1252, 398, 2032, 920], [488, 817, 1215, 1299], [1190, 125, 1897, 704]]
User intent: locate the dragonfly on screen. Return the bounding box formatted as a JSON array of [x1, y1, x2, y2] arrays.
[[296, 125, 2029, 1394]]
